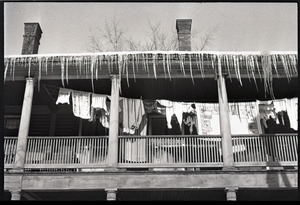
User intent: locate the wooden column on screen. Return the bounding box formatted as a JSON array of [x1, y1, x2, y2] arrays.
[[12, 77, 35, 171], [105, 188, 118, 201], [107, 75, 120, 170], [10, 190, 21, 201], [217, 56, 235, 170], [225, 187, 238, 201]]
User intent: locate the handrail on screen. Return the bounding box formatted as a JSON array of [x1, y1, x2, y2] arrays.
[[4, 133, 298, 170]]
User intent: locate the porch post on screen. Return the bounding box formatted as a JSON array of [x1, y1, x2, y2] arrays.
[[10, 190, 22, 201], [217, 56, 235, 170], [107, 74, 120, 170], [11, 77, 35, 171], [105, 188, 118, 201], [225, 187, 238, 201]]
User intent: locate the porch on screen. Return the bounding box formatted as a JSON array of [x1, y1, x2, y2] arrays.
[[4, 134, 298, 171]]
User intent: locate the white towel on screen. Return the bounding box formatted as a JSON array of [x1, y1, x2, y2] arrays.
[[56, 88, 71, 104], [72, 90, 91, 119], [91, 94, 108, 113]]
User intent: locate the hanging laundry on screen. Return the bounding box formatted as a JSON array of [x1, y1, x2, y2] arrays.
[[56, 88, 71, 104], [229, 102, 259, 134], [286, 97, 298, 130], [182, 103, 198, 134], [72, 90, 91, 120], [157, 100, 184, 129], [91, 94, 108, 112], [99, 109, 110, 128], [121, 98, 145, 134]]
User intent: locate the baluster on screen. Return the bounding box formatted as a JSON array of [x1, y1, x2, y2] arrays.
[[290, 135, 296, 161], [253, 136, 261, 162], [285, 135, 292, 162], [282, 135, 288, 161]]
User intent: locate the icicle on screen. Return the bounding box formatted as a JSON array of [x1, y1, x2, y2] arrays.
[[162, 54, 167, 79], [9, 58, 13, 77], [249, 55, 259, 92], [79, 56, 82, 76], [237, 55, 242, 86], [146, 54, 149, 77], [245, 55, 251, 82], [280, 55, 291, 82], [45, 57, 48, 75], [12, 58, 16, 81], [180, 54, 185, 76], [254, 55, 262, 81], [61, 56, 65, 87], [91, 56, 95, 93], [28, 57, 32, 78], [4, 60, 9, 82], [38, 57, 42, 92], [95, 56, 99, 81], [189, 54, 194, 85], [225, 55, 232, 82], [66, 57, 69, 85], [132, 54, 136, 82], [153, 54, 157, 79], [135, 54, 139, 73], [271, 55, 279, 78], [126, 55, 130, 87], [166, 54, 172, 81], [51, 57, 54, 73]]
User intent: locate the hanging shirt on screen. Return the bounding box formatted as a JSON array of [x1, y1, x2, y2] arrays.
[[157, 100, 184, 129], [91, 94, 108, 112], [122, 98, 145, 134], [72, 90, 91, 120], [56, 88, 71, 104]]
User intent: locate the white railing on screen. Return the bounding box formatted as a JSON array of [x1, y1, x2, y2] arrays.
[[24, 136, 109, 169], [118, 135, 223, 168], [232, 134, 298, 166], [4, 137, 18, 168], [4, 134, 298, 170]]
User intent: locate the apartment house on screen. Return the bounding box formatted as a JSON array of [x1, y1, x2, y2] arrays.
[[3, 19, 298, 201]]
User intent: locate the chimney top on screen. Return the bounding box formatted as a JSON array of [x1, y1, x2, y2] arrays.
[[21, 23, 43, 55], [176, 19, 192, 33], [176, 19, 192, 51]]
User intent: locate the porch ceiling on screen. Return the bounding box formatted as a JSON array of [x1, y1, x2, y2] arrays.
[[3, 76, 298, 107]]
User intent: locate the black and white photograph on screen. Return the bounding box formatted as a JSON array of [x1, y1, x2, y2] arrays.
[[2, 1, 298, 201]]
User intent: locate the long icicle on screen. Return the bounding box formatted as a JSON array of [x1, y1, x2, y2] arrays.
[[4, 59, 8, 82], [153, 54, 157, 79], [162, 54, 167, 79], [180, 54, 186, 76], [272, 54, 279, 78], [28, 57, 32, 78], [12, 58, 16, 81], [249, 55, 259, 92], [189, 54, 194, 85], [66, 57, 69, 85], [166, 54, 171, 81], [91, 55, 95, 93], [225, 54, 232, 82], [45, 57, 48, 75], [61, 56, 65, 87], [132, 54, 136, 82], [38, 57, 42, 92]]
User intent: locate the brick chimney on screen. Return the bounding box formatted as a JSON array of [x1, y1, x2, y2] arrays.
[[21, 23, 43, 55], [176, 19, 192, 51]]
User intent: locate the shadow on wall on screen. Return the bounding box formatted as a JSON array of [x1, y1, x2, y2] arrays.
[[266, 161, 293, 189]]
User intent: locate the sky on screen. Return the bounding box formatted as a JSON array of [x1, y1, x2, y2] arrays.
[[4, 2, 298, 56]]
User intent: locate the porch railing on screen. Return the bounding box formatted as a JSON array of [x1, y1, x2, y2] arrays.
[[118, 135, 223, 168], [24, 136, 109, 170], [232, 134, 298, 167], [4, 134, 298, 170], [4, 137, 18, 169]]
